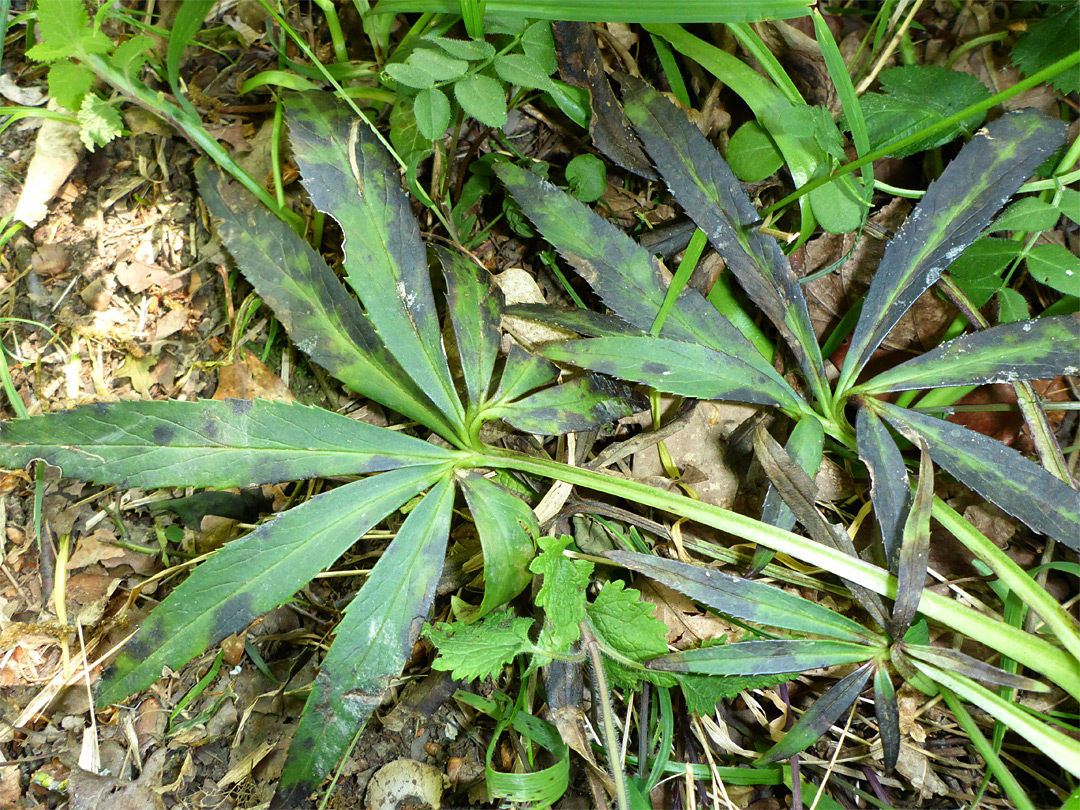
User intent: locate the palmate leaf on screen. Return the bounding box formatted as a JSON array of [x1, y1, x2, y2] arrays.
[[197, 164, 457, 438], [437, 248, 503, 408], [648, 639, 876, 676], [759, 661, 874, 764], [0, 398, 454, 489], [855, 408, 909, 571], [838, 111, 1067, 392], [606, 551, 880, 645], [540, 336, 803, 410], [274, 476, 455, 807], [284, 92, 464, 432], [458, 472, 537, 615], [96, 465, 447, 705], [620, 78, 828, 402], [868, 399, 1080, 551], [854, 314, 1080, 394], [495, 162, 780, 380]]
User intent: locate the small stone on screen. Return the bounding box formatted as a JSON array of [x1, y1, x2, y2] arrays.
[[80, 277, 111, 311]]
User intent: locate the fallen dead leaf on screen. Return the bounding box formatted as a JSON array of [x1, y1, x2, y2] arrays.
[[895, 744, 949, 799], [113, 258, 185, 294], [212, 348, 295, 402]]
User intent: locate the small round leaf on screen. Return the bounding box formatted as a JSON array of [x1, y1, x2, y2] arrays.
[[413, 87, 451, 141], [565, 154, 607, 202], [455, 74, 507, 128], [727, 121, 784, 182]]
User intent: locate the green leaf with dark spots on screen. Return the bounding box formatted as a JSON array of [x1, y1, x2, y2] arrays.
[[838, 111, 1067, 393], [491, 345, 558, 404], [284, 92, 464, 431], [0, 398, 454, 489], [197, 163, 455, 438], [759, 415, 824, 535], [892, 441, 932, 638], [758, 661, 874, 764], [437, 248, 503, 408], [606, 551, 880, 645], [503, 304, 644, 337], [855, 408, 909, 571], [873, 664, 900, 772], [621, 78, 828, 402], [648, 639, 875, 676], [869, 399, 1080, 551], [903, 644, 1050, 692], [856, 314, 1080, 394], [96, 465, 445, 706], [492, 374, 636, 435], [495, 162, 778, 379], [273, 476, 454, 808], [540, 336, 803, 411], [458, 472, 537, 615]]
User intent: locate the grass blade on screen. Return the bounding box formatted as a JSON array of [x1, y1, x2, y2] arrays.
[[838, 111, 1067, 393], [870, 399, 1080, 551], [854, 314, 1080, 394], [96, 466, 445, 705], [606, 550, 881, 645], [855, 408, 908, 571], [274, 476, 455, 806], [370, 1, 814, 23], [197, 163, 456, 437], [540, 336, 804, 411], [649, 639, 875, 676], [285, 91, 464, 430], [621, 77, 829, 404], [0, 398, 455, 489]]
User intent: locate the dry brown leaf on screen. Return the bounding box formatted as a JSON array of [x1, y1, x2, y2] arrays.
[[895, 744, 949, 799], [114, 258, 185, 294], [212, 348, 295, 402]]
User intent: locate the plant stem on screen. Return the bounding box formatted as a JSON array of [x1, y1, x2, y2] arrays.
[[581, 622, 630, 810], [473, 448, 1080, 698]]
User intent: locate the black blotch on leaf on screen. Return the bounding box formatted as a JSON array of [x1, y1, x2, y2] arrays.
[[641, 361, 668, 376], [211, 590, 257, 643], [227, 398, 253, 415], [153, 425, 175, 445]]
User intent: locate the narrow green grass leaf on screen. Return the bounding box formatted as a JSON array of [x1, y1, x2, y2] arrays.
[[166, 0, 213, 113], [495, 162, 778, 378], [869, 400, 1080, 551], [540, 336, 803, 410], [759, 661, 873, 764], [459, 472, 537, 614], [606, 550, 880, 645], [96, 466, 445, 706], [0, 398, 454, 489], [892, 442, 932, 637], [197, 163, 454, 437], [855, 408, 908, 570], [621, 78, 828, 401], [914, 662, 1080, 779], [370, 0, 813, 23], [285, 91, 464, 429], [856, 314, 1080, 394], [492, 374, 635, 435], [649, 639, 875, 676], [274, 476, 454, 806], [437, 248, 502, 408], [872, 664, 899, 772], [838, 111, 1067, 392]]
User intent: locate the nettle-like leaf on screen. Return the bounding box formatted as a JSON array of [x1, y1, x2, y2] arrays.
[[284, 92, 465, 433], [274, 477, 455, 806], [532, 535, 592, 653], [425, 610, 536, 681], [97, 465, 448, 705], [838, 111, 1067, 392], [867, 399, 1080, 552], [620, 77, 828, 403], [0, 398, 453, 489]]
